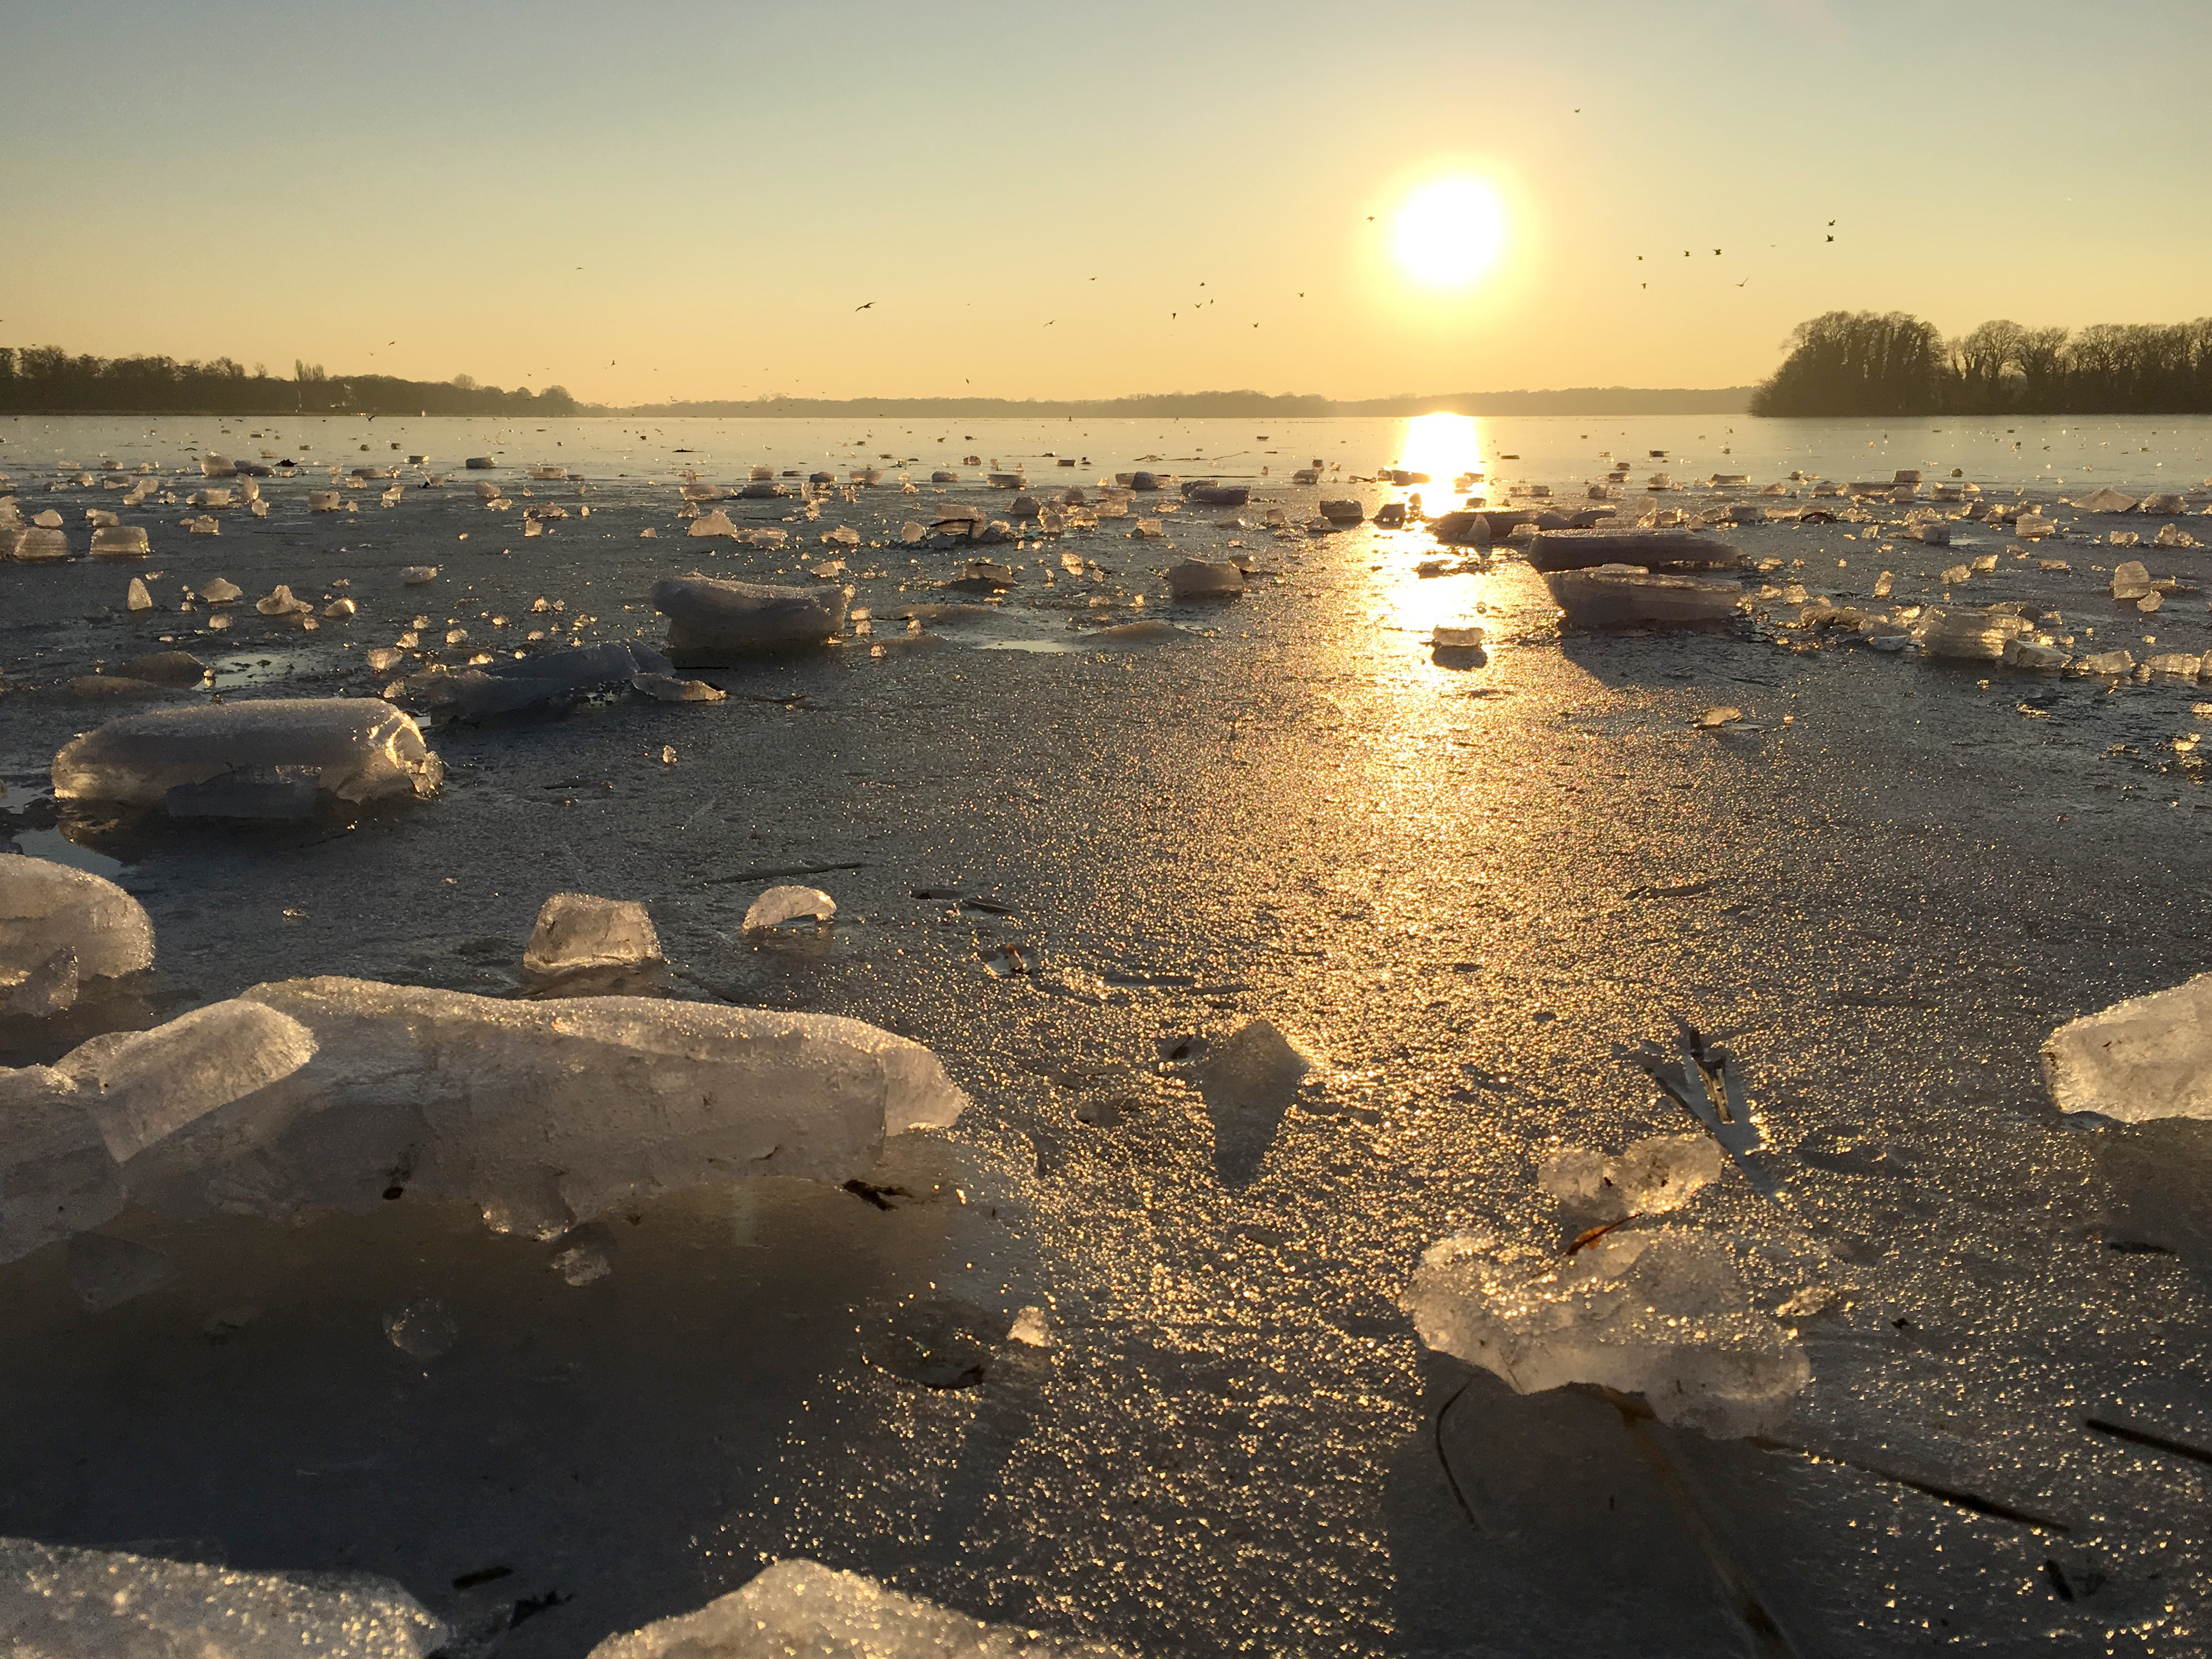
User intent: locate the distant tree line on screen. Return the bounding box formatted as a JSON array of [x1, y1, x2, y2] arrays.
[[1752, 311, 2212, 417], [0, 346, 579, 417]]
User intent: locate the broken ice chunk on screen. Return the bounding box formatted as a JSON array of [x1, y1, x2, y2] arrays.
[[1542, 565, 1741, 628], [400, 565, 437, 584], [0, 855, 155, 988], [1911, 606, 2033, 660], [586, 1558, 1122, 1659], [256, 584, 314, 617], [402, 642, 670, 718], [2002, 639, 2071, 673], [1404, 1227, 1811, 1438], [1539, 1132, 1725, 1225], [523, 892, 664, 977], [630, 671, 726, 703], [6, 948, 80, 1018], [2073, 487, 2138, 513], [651, 576, 848, 662], [1008, 1305, 1055, 1348], [743, 884, 837, 932], [1526, 529, 1742, 572], [52, 699, 442, 808], [165, 978, 972, 1237], [0, 1537, 446, 1659], [199, 577, 244, 604], [2043, 973, 2212, 1122], [126, 576, 153, 611], [89, 526, 150, 559], [56, 998, 320, 1163], [14, 527, 72, 561], [2111, 559, 2152, 601], [2072, 648, 2135, 678], [1165, 559, 1245, 599]]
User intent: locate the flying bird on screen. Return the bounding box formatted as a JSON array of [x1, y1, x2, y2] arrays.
[[1736, 279, 1748, 287], [1826, 235, 1834, 242], [1713, 249, 1720, 256], [855, 301, 874, 310]]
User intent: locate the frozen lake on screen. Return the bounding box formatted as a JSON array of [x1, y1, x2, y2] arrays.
[[5, 411, 2212, 1656]]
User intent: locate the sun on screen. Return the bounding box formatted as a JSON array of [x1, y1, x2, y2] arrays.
[[1392, 178, 1508, 288]]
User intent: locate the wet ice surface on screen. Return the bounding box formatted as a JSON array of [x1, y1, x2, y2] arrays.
[[6, 414, 2212, 1654]]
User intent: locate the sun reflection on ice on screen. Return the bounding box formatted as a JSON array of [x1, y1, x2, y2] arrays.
[[1396, 412, 1484, 493], [1380, 413, 1496, 645]]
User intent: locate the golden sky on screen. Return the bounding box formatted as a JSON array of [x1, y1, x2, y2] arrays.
[[3, 0, 2206, 404]]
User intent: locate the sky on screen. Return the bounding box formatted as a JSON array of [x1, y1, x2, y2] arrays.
[[2, 0, 2208, 404]]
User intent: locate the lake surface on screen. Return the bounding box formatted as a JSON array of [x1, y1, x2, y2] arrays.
[[3, 413, 2211, 1657]]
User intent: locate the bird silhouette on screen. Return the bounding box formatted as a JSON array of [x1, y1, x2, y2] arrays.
[[855, 301, 874, 311], [1826, 235, 1834, 242], [1712, 249, 1720, 256], [1736, 279, 1748, 287], [1827, 220, 1835, 226]]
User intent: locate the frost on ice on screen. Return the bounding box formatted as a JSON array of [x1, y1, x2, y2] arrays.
[[0, 978, 970, 1252], [0, 1536, 446, 1659], [587, 1558, 1125, 1659], [52, 699, 442, 811], [523, 892, 664, 977], [1403, 1227, 1811, 1439], [2042, 971, 2212, 1122], [0, 855, 155, 1005]]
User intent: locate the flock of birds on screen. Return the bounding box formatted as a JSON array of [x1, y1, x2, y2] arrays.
[[330, 204, 1850, 398]]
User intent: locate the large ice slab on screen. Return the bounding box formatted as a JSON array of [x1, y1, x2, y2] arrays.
[[0, 855, 155, 989], [3, 981, 969, 1251], [0, 1537, 445, 1658], [1404, 1227, 1810, 1438], [2042, 973, 2212, 1122], [52, 699, 441, 809], [1541, 565, 1742, 628], [587, 1558, 1125, 1658], [651, 576, 848, 662], [87, 978, 968, 1238]]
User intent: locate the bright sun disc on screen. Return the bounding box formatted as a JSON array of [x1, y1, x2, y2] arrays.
[[1393, 178, 1507, 287]]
